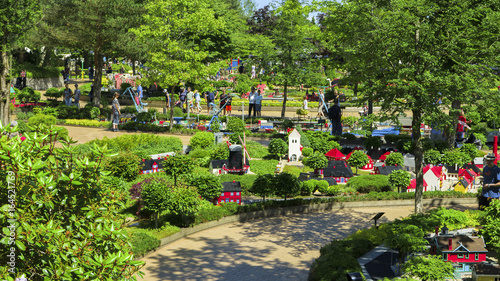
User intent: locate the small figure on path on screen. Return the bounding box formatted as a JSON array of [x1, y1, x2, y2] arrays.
[[73, 84, 81, 109], [112, 92, 121, 132], [64, 83, 73, 106]]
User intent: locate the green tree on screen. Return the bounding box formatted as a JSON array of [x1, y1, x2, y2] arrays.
[[250, 174, 274, 201], [132, 0, 226, 129], [211, 142, 230, 160], [227, 117, 246, 144], [141, 179, 172, 229], [441, 149, 467, 167], [424, 149, 442, 165], [268, 138, 288, 161], [385, 152, 404, 167], [460, 143, 478, 164], [347, 150, 369, 175], [189, 174, 223, 202], [322, 0, 500, 213], [0, 125, 143, 280], [389, 170, 411, 193], [402, 255, 454, 281], [40, 0, 144, 108], [481, 200, 500, 260], [303, 151, 328, 171], [0, 0, 41, 126], [274, 172, 300, 200], [190, 131, 215, 149], [384, 224, 428, 272], [163, 155, 195, 185]]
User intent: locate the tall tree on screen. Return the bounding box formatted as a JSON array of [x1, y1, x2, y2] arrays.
[[321, 0, 500, 213], [132, 0, 226, 129], [0, 0, 41, 126], [39, 0, 143, 107], [265, 0, 319, 118]]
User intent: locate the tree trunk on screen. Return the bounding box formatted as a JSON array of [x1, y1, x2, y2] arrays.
[[169, 86, 175, 130], [413, 108, 424, 213], [133, 64, 136, 76], [281, 82, 287, 118], [0, 51, 11, 127], [93, 53, 104, 107], [353, 82, 358, 97], [445, 100, 461, 148]]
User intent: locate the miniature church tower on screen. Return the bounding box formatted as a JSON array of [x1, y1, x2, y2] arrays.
[[288, 128, 302, 162]]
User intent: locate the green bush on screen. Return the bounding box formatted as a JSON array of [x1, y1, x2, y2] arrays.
[[28, 114, 57, 127], [309, 240, 365, 281], [249, 159, 279, 175], [17, 87, 41, 103], [190, 131, 215, 149], [211, 142, 230, 160], [302, 147, 313, 157], [364, 136, 382, 150], [300, 181, 315, 196], [316, 180, 330, 195], [129, 232, 161, 257], [88, 134, 183, 158], [346, 174, 392, 193], [102, 152, 142, 181], [42, 107, 59, 117], [16, 111, 27, 120], [45, 87, 63, 99]]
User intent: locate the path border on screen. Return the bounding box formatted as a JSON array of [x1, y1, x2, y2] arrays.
[[140, 197, 477, 258]]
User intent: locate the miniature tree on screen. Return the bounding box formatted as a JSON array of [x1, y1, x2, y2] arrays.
[[301, 147, 314, 157], [274, 172, 300, 200], [190, 131, 215, 149], [348, 150, 369, 175], [424, 149, 442, 165], [460, 143, 478, 164], [441, 149, 467, 167], [163, 155, 195, 185], [402, 255, 454, 281], [250, 174, 275, 201], [303, 151, 328, 171], [385, 152, 404, 166], [189, 174, 223, 201], [227, 117, 245, 144], [210, 142, 230, 160], [268, 138, 288, 161], [384, 224, 428, 273], [141, 179, 172, 228], [389, 170, 411, 193]]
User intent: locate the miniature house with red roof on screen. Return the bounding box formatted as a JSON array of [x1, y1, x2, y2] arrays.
[[140, 159, 164, 174], [423, 165, 447, 191], [406, 178, 428, 192], [431, 232, 488, 274], [214, 181, 242, 205], [324, 148, 346, 161], [346, 151, 374, 170], [378, 151, 392, 162]]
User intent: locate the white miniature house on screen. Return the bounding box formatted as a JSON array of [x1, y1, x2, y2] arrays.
[[288, 128, 302, 161]]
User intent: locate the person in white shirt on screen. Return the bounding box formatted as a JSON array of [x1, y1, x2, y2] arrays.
[[256, 90, 263, 116], [248, 87, 257, 117]]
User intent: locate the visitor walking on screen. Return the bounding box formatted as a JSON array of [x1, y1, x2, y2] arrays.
[[112, 92, 121, 132], [303, 96, 308, 110], [20, 70, 26, 89], [328, 98, 342, 136], [73, 84, 81, 109], [480, 153, 500, 209], [317, 89, 325, 118], [256, 90, 263, 117], [205, 90, 216, 114], [88, 66, 94, 80], [248, 87, 257, 117], [186, 87, 194, 115], [194, 90, 202, 114], [226, 93, 232, 116], [179, 87, 187, 113], [219, 90, 227, 115], [457, 110, 471, 140], [64, 83, 73, 106]]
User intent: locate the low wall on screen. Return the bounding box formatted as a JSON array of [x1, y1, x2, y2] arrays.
[[144, 197, 477, 257], [15, 77, 65, 91]]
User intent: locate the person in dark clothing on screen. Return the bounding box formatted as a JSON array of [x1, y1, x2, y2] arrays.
[[238, 64, 244, 74], [328, 99, 342, 136]]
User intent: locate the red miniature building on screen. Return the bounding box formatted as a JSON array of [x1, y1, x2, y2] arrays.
[[215, 181, 242, 205], [431, 234, 488, 273], [324, 148, 346, 161]]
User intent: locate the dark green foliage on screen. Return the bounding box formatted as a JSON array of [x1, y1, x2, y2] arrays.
[[460, 143, 478, 164], [129, 232, 161, 257], [342, 133, 356, 140], [99, 175, 129, 191], [211, 142, 230, 160], [274, 172, 300, 200], [42, 106, 59, 117], [300, 181, 315, 196], [348, 150, 369, 174], [190, 131, 215, 149], [268, 138, 288, 159], [302, 147, 313, 157], [102, 152, 142, 182], [163, 155, 195, 185], [384, 134, 399, 144], [44, 87, 64, 99], [316, 180, 330, 194], [441, 149, 467, 166], [385, 152, 404, 166], [17, 87, 41, 103], [189, 174, 223, 201], [88, 134, 183, 158], [346, 174, 391, 193], [227, 117, 246, 144], [396, 139, 415, 153], [303, 151, 328, 170], [388, 170, 411, 193], [424, 149, 442, 165], [364, 136, 382, 150], [250, 174, 275, 201], [421, 138, 435, 151]]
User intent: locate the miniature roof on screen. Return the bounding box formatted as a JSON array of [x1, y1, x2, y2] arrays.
[[474, 262, 500, 275], [423, 165, 446, 178], [211, 159, 229, 168], [455, 178, 471, 188], [378, 151, 392, 161], [323, 160, 353, 178], [444, 165, 459, 174], [463, 163, 481, 175], [377, 165, 403, 175], [434, 235, 487, 253], [324, 148, 345, 159], [368, 150, 385, 160], [459, 169, 475, 180], [221, 181, 242, 192], [407, 178, 428, 189], [289, 128, 301, 138]]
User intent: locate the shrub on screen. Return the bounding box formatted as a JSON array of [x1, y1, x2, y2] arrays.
[[129, 232, 161, 257], [28, 114, 57, 127], [364, 136, 382, 150], [42, 107, 58, 117], [424, 149, 442, 165], [302, 147, 313, 157], [300, 181, 315, 196], [384, 134, 399, 144], [385, 152, 404, 166], [309, 240, 365, 281], [211, 142, 230, 160], [190, 131, 215, 149], [44, 87, 63, 99], [102, 152, 142, 181], [346, 174, 391, 193], [342, 133, 356, 140], [316, 180, 330, 195], [16, 111, 27, 120]]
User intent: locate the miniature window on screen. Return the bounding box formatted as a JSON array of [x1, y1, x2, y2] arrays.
[[443, 253, 448, 261], [225, 198, 229, 203], [236, 192, 240, 196], [221, 192, 224, 196], [465, 254, 469, 259], [475, 253, 479, 260], [237, 199, 240, 203], [457, 253, 464, 259], [231, 192, 234, 196], [231, 199, 234, 202]]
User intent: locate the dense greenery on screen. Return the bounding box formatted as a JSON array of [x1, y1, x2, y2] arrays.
[[346, 174, 391, 193]]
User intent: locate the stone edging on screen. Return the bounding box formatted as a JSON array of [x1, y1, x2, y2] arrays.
[[140, 197, 477, 258]]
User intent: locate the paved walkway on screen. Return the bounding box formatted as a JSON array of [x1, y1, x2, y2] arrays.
[[138, 204, 476, 281]]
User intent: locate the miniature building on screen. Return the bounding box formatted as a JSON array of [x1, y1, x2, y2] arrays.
[[403, 153, 416, 172], [223, 145, 250, 175], [431, 234, 488, 274], [288, 128, 302, 162], [210, 159, 229, 175], [378, 151, 392, 162], [372, 165, 403, 175], [472, 262, 500, 281], [406, 178, 428, 192], [140, 159, 164, 174], [322, 160, 353, 183], [324, 148, 346, 161], [215, 181, 242, 205], [454, 177, 472, 193], [423, 165, 447, 191]]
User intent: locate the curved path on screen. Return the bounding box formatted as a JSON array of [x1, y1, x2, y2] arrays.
[[139, 204, 476, 281]]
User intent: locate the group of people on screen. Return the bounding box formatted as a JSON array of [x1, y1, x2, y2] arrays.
[[63, 83, 81, 108], [248, 87, 263, 117], [163, 87, 235, 116]]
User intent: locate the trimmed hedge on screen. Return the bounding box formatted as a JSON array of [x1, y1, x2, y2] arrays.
[[346, 174, 391, 193]]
